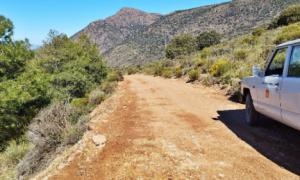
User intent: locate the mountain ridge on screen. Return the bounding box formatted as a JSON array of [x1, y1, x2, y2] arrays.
[[72, 8, 161, 54], [73, 0, 300, 66]]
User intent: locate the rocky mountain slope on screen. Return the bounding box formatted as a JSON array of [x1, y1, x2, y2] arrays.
[[73, 8, 161, 55], [74, 0, 300, 66]]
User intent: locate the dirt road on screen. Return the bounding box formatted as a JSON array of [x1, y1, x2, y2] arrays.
[[39, 75, 300, 179]]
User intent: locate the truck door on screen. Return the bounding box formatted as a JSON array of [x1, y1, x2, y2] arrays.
[[281, 45, 300, 130], [255, 47, 288, 122]]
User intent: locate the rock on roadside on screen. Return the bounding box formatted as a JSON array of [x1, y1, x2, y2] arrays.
[[92, 134, 106, 148]]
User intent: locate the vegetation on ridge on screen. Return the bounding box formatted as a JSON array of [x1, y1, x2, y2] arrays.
[[0, 16, 123, 180], [129, 4, 300, 100], [76, 0, 300, 66]]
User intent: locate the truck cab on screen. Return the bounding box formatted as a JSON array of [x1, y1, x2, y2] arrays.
[[241, 39, 300, 131]]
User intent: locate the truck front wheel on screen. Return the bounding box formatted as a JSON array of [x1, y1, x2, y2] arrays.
[[245, 93, 259, 126]]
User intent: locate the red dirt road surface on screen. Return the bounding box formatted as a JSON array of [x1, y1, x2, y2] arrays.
[[38, 75, 300, 179]]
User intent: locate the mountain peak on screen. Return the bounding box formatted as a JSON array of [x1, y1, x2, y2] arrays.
[[112, 7, 160, 19], [73, 7, 161, 54], [74, 0, 299, 67], [106, 7, 161, 27], [117, 7, 143, 14]]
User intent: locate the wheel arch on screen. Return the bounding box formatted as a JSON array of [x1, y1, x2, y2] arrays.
[[242, 88, 251, 103]]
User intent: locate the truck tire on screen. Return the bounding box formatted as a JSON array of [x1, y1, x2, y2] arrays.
[[245, 93, 259, 126]]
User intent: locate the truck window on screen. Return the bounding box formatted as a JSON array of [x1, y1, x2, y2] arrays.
[[288, 45, 300, 77], [265, 48, 288, 76]]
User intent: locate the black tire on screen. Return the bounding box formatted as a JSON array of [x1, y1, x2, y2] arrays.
[[245, 93, 259, 126]]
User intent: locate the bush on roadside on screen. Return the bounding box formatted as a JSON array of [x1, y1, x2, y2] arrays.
[[0, 31, 108, 150], [227, 78, 242, 100], [162, 68, 173, 78], [126, 66, 140, 75], [107, 69, 124, 82], [28, 103, 75, 146], [199, 74, 216, 86], [17, 102, 87, 179], [188, 69, 199, 82], [70, 98, 90, 114], [210, 58, 231, 77], [174, 67, 183, 78], [193, 58, 205, 68], [274, 23, 300, 44], [62, 115, 89, 145], [0, 140, 31, 180], [88, 88, 106, 105], [100, 81, 117, 94], [146, 61, 165, 76]]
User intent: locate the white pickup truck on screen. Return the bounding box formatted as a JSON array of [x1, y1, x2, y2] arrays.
[[241, 39, 300, 131]]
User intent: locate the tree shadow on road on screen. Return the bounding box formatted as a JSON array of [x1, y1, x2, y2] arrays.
[[215, 109, 300, 175]]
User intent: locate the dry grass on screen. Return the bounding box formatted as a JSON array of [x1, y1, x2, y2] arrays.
[[0, 140, 32, 180], [17, 102, 88, 179]]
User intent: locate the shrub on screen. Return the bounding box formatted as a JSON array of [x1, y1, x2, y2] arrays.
[[200, 48, 212, 59], [241, 35, 257, 46], [1, 141, 31, 167], [0, 140, 31, 180], [0, 31, 108, 149], [227, 78, 242, 99], [210, 59, 231, 77], [107, 70, 124, 82], [252, 27, 266, 37], [274, 23, 300, 44], [199, 74, 217, 86], [269, 4, 300, 29], [17, 102, 86, 179], [0, 71, 51, 150], [71, 98, 89, 107], [196, 31, 221, 50], [28, 103, 75, 146], [162, 68, 173, 78], [219, 72, 232, 84], [151, 62, 165, 76], [38, 33, 108, 99], [165, 34, 197, 59], [70, 98, 90, 115], [88, 89, 106, 105], [100, 81, 117, 94], [188, 69, 199, 82], [126, 66, 139, 75], [174, 67, 183, 78], [260, 45, 275, 61], [51, 70, 92, 98], [234, 49, 247, 60], [62, 115, 88, 145]]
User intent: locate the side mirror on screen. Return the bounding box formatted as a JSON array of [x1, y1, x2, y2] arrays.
[[252, 65, 263, 77]]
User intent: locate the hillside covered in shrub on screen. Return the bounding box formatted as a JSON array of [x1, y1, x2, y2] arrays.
[[0, 16, 122, 179], [136, 4, 300, 99], [76, 0, 300, 66]]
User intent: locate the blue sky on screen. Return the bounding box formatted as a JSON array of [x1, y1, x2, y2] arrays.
[[1, 0, 229, 46]]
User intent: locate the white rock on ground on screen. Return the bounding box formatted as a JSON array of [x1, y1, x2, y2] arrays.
[[92, 134, 106, 148]]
